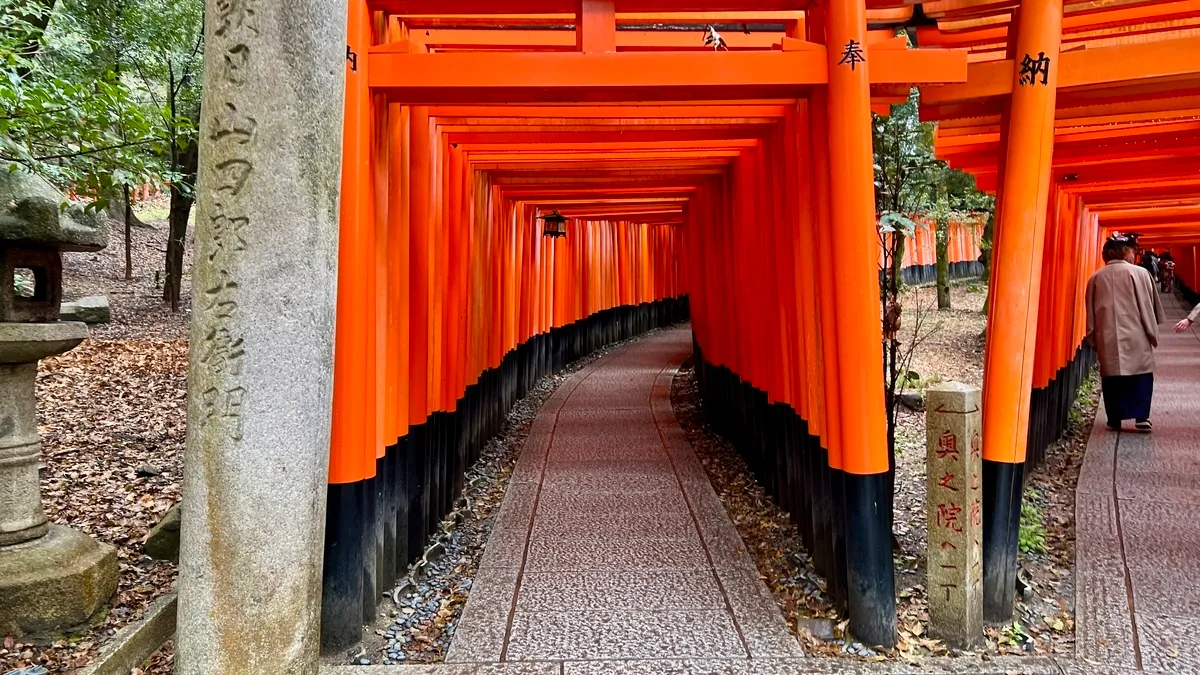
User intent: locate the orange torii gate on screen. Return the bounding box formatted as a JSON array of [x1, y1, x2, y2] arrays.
[[175, 0, 1200, 670], [917, 0, 1200, 623], [173, 1, 1200, 671], [299, 0, 973, 654]]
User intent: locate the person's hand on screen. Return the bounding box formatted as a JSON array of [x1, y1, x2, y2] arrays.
[[1175, 318, 1193, 333]]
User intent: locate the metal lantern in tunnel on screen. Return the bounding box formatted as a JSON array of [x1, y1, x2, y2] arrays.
[[538, 209, 569, 238]]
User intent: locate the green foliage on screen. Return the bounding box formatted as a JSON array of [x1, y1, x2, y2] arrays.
[[0, 0, 164, 198], [872, 88, 994, 220], [1019, 490, 1047, 555], [0, 0, 204, 202], [999, 621, 1031, 648], [1068, 368, 1099, 428]]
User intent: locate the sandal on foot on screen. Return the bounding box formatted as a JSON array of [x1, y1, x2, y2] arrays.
[[1135, 420, 1153, 433]]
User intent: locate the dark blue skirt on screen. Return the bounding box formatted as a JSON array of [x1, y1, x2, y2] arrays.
[[1101, 373, 1154, 424]]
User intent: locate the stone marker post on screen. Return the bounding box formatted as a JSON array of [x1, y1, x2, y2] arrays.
[[925, 382, 984, 650], [174, 2, 347, 674]]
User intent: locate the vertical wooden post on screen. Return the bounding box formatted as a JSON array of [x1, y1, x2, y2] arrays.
[[576, 0, 616, 53], [824, 0, 895, 646], [320, 0, 373, 653], [980, 0, 1063, 624]]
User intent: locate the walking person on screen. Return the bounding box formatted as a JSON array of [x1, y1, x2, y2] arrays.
[[1174, 301, 1200, 333], [1086, 236, 1166, 432], [1140, 249, 1160, 287], [1161, 252, 1176, 294]]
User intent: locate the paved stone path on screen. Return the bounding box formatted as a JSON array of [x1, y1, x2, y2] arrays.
[[320, 327, 1078, 674], [1076, 292, 1200, 674], [443, 327, 804, 671]]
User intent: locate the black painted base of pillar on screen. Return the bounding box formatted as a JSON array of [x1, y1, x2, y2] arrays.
[[844, 471, 897, 647], [320, 481, 364, 653], [692, 340, 894, 642], [981, 458, 1024, 624]]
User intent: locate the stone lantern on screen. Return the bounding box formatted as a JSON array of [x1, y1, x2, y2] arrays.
[[0, 171, 117, 636]]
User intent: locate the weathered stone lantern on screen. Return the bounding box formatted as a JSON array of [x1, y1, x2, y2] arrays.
[[0, 171, 117, 636]]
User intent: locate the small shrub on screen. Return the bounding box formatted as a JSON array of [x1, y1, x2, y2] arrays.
[[967, 283, 983, 294], [1019, 490, 1047, 554]]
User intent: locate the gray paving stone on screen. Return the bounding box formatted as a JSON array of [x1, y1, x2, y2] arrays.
[[524, 536, 711, 572], [516, 569, 726, 611], [554, 408, 660, 425], [494, 482, 539, 530], [478, 526, 529, 569], [533, 489, 690, 517], [325, 665, 561, 675], [697, 518, 758, 572], [530, 510, 698, 540], [444, 567, 520, 663], [506, 609, 747, 661], [562, 657, 1059, 675], [445, 330, 799, 667], [714, 566, 805, 657], [1075, 570, 1138, 669], [1137, 613, 1200, 673], [539, 468, 681, 494]]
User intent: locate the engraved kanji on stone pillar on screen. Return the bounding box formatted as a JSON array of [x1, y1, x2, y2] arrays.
[[926, 381, 983, 650]]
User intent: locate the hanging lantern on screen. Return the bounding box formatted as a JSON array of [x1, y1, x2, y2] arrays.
[[538, 209, 569, 238]]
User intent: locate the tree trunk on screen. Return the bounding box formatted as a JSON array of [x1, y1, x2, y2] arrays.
[[980, 210, 994, 315], [105, 189, 150, 228], [124, 184, 133, 280], [15, 0, 58, 79], [936, 215, 951, 310], [163, 137, 198, 312]]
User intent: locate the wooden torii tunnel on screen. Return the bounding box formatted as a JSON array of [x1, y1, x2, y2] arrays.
[[920, 0, 1200, 622], [172, 0, 1200, 671], [317, 0, 974, 653]]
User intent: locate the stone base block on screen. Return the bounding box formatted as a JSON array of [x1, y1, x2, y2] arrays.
[[0, 525, 118, 636]]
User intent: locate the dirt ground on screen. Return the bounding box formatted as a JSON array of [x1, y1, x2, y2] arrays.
[[1, 197, 190, 675]]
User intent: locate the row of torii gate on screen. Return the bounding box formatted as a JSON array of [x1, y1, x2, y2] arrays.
[[174, 1, 1200, 672]]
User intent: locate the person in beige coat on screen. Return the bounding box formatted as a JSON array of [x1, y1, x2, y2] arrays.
[[1174, 300, 1200, 332], [1086, 236, 1166, 432]]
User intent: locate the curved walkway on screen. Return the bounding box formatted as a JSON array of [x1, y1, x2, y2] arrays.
[[444, 327, 803, 672], [1076, 292, 1200, 674], [324, 331, 1077, 673]]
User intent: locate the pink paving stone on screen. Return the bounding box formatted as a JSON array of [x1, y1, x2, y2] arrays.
[[446, 328, 801, 664]]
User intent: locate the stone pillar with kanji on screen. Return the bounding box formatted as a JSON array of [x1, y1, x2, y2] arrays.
[[925, 382, 984, 650]]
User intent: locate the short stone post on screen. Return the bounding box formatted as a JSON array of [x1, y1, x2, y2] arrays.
[[925, 382, 984, 650], [174, 2, 347, 674]]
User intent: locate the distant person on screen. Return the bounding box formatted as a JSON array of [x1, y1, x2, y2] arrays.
[[1141, 249, 1160, 285], [1161, 252, 1176, 293], [1086, 236, 1166, 432]]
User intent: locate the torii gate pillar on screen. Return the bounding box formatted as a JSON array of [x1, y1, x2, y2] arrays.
[[823, 0, 896, 648], [980, 0, 1063, 624]]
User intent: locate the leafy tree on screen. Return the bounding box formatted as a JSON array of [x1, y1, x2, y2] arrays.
[[2, 0, 203, 304], [873, 87, 993, 537], [0, 0, 163, 199], [120, 0, 203, 311], [60, 0, 203, 309]]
